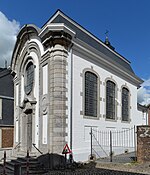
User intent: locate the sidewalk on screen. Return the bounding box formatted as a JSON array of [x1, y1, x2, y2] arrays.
[[96, 161, 150, 174], [97, 152, 136, 163], [95, 152, 150, 174]]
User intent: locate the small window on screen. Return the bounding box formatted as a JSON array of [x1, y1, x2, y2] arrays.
[[106, 80, 116, 119], [122, 87, 129, 121], [84, 71, 98, 117], [25, 62, 34, 95]]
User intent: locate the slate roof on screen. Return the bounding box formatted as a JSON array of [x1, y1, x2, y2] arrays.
[[43, 10, 138, 78], [0, 68, 14, 126], [137, 103, 148, 112], [0, 68, 14, 97]]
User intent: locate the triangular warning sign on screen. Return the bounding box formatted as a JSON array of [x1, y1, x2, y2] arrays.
[[62, 144, 72, 154]]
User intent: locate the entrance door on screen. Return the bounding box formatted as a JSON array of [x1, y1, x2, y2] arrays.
[[27, 113, 32, 151]]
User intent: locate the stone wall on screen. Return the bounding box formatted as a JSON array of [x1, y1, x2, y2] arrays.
[[137, 125, 150, 163]]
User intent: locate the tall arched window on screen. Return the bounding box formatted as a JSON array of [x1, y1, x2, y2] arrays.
[[84, 71, 98, 117], [106, 80, 116, 119], [25, 62, 34, 95], [122, 87, 129, 121]]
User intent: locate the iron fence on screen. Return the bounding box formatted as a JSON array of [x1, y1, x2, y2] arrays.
[[90, 126, 136, 162]]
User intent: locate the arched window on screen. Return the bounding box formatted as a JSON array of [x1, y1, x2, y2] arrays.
[[122, 87, 129, 121], [84, 71, 98, 117], [25, 62, 34, 95], [106, 80, 116, 119]]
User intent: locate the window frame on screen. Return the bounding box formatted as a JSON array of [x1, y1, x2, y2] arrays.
[[121, 87, 130, 122], [105, 80, 117, 120], [83, 69, 99, 119], [24, 61, 34, 95]]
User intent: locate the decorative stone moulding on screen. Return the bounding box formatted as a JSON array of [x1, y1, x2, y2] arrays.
[[39, 23, 75, 49], [42, 96, 48, 115]]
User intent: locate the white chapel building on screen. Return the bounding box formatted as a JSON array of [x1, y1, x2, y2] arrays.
[[11, 10, 143, 161]]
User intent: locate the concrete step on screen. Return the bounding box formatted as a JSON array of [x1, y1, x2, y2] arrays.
[[4, 155, 47, 175]]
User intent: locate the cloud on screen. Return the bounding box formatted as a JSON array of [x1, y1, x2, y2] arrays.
[[137, 78, 150, 105], [0, 11, 20, 67]]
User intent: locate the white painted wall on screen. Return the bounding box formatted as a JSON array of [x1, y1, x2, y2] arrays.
[[137, 110, 147, 125], [70, 49, 142, 161], [42, 114, 48, 144], [15, 84, 19, 107], [42, 64, 48, 95], [21, 75, 24, 104], [15, 120, 19, 143]]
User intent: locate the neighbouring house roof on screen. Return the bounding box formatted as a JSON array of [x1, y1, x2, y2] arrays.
[[0, 68, 14, 98], [137, 103, 148, 112], [0, 68, 11, 78], [0, 68, 14, 126]]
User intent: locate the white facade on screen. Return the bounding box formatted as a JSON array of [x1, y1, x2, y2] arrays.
[[11, 10, 143, 162], [69, 49, 143, 161]]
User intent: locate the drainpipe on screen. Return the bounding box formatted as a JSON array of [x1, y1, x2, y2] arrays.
[[70, 47, 73, 150]]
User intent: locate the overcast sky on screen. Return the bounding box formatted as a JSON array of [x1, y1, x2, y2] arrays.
[[0, 0, 149, 105]]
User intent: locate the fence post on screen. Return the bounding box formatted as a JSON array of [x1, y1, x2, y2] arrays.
[[26, 150, 29, 175], [3, 151, 6, 175], [110, 131, 112, 162], [90, 127, 93, 160]]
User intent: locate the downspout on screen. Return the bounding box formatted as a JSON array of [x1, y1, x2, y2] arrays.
[[70, 47, 73, 150]]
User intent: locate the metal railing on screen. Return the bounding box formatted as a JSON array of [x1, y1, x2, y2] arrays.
[[33, 144, 43, 154], [13, 142, 21, 150], [91, 126, 136, 162]]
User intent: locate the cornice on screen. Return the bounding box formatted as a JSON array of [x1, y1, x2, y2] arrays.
[[72, 39, 143, 87], [39, 23, 76, 38], [39, 23, 75, 50]]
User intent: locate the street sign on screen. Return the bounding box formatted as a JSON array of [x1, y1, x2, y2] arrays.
[[62, 144, 72, 154]]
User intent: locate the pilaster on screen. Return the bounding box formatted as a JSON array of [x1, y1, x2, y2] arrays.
[[40, 31, 72, 153]]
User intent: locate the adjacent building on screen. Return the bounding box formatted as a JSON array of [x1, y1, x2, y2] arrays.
[[0, 68, 14, 149], [137, 103, 148, 125], [11, 10, 143, 161]]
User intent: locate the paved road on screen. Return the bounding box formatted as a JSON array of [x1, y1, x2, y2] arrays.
[[45, 168, 145, 175], [0, 165, 145, 175]]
